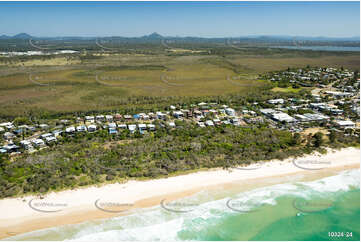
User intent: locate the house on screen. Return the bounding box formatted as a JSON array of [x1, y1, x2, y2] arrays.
[[294, 114, 309, 122], [87, 125, 97, 132], [173, 111, 184, 119], [31, 139, 45, 147], [114, 114, 122, 121], [170, 105, 176, 110], [96, 115, 105, 122], [123, 115, 132, 120], [205, 120, 214, 126], [168, 122, 176, 128], [45, 136, 57, 144], [193, 110, 202, 118], [39, 124, 49, 130], [0, 122, 13, 128], [303, 113, 330, 122], [225, 108, 236, 116], [85, 116, 95, 123], [334, 120, 355, 129], [197, 122, 205, 128], [230, 117, 240, 125], [128, 124, 137, 133], [0, 127, 4, 133], [330, 108, 343, 115], [40, 133, 52, 139], [3, 132, 15, 140], [147, 124, 156, 131], [52, 130, 63, 137], [156, 112, 167, 120], [65, 126, 76, 133], [20, 140, 32, 149], [60, 119, 69, 124], [3, 144, 19, 153], [271, 112, 296, 123], [108, 123, 117, 129], [213, 118, 221, 125], [76, 125, 87, 132], [267, 98, 284, 105], [138, 124, 147, 133], [118, 124, 127, 129], [260, 108, 277, 116], [106, 115, 113, 122], [108, 127, 118, 134]]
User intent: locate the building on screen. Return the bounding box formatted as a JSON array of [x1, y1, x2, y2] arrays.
[[76, 125, 87, 132], [205, 120, 214, 126], [225, 108, 236, 116], [109, 128, 118, 134], [334, 120, 356, 129], [87, 125, 97, 132], [65, 126, 76, 133], [147, 124, 156, 131], [128, 124, 137, 133], [267, 98, 284, 105]]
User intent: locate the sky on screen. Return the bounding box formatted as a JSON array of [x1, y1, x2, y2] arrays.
[[0, 1, 359, 38]]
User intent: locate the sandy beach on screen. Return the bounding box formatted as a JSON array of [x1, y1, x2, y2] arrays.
[[0, 147, 359, 239]]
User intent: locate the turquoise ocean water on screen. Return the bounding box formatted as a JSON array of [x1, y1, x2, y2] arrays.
[[6, 169, 360, 241]]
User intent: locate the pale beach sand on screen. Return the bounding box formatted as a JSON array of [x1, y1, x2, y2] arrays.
[[0, 147, 359, 239]]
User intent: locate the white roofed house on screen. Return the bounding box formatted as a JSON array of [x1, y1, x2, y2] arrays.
[[20, 140, 33, 150], [105, 115, 113, 122], [45, 136, 57, 144], [128, 124, 137, 133], [85, 116, 95, 123], [173, 111, 184, 119], [65, 126, 76, 134], [138, 124, 147, 134], [168, 122, 176, 128], [156, 112, 167, 120], [3, 132, 15, 140], [267, 98, 284, 105], [40, 133, 53, 140], [52, 130, 63, 137], [213, 118, 221, 125], [225, 108, 236, 116], [31, 138, 45, 147], [147, 124, 156, 131], [108, 123, 117, 129], [76, 125, 87, 132], [118, 124, 127, 129], [197, 122, 206, 128], [205, 120, 214, 126], [334, 120, 356, 129]]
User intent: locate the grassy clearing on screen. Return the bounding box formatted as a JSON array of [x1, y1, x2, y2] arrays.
[[0, 52, 359, 117], [271, 87, 304, 93]]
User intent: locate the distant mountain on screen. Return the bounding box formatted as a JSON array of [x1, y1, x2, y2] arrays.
[[13, 33, 32, 39], [142, 32, 163, 39], [0, 32, 359, 43], [0, 35, 11, 39]]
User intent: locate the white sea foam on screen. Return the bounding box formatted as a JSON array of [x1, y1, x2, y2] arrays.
[[7, 168, 359, 241]]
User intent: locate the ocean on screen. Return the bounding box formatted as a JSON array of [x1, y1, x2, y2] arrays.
[[6, 169, 360, 241]]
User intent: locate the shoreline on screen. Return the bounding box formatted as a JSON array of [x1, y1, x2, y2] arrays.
[[0, 147, 359, 239]]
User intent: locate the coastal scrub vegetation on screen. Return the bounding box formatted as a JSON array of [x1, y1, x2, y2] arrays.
[[0, 122, 358, 198]]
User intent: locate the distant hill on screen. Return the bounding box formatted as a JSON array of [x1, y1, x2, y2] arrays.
[[13, 33, 32, 39], [0, 32, 358, 49]]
